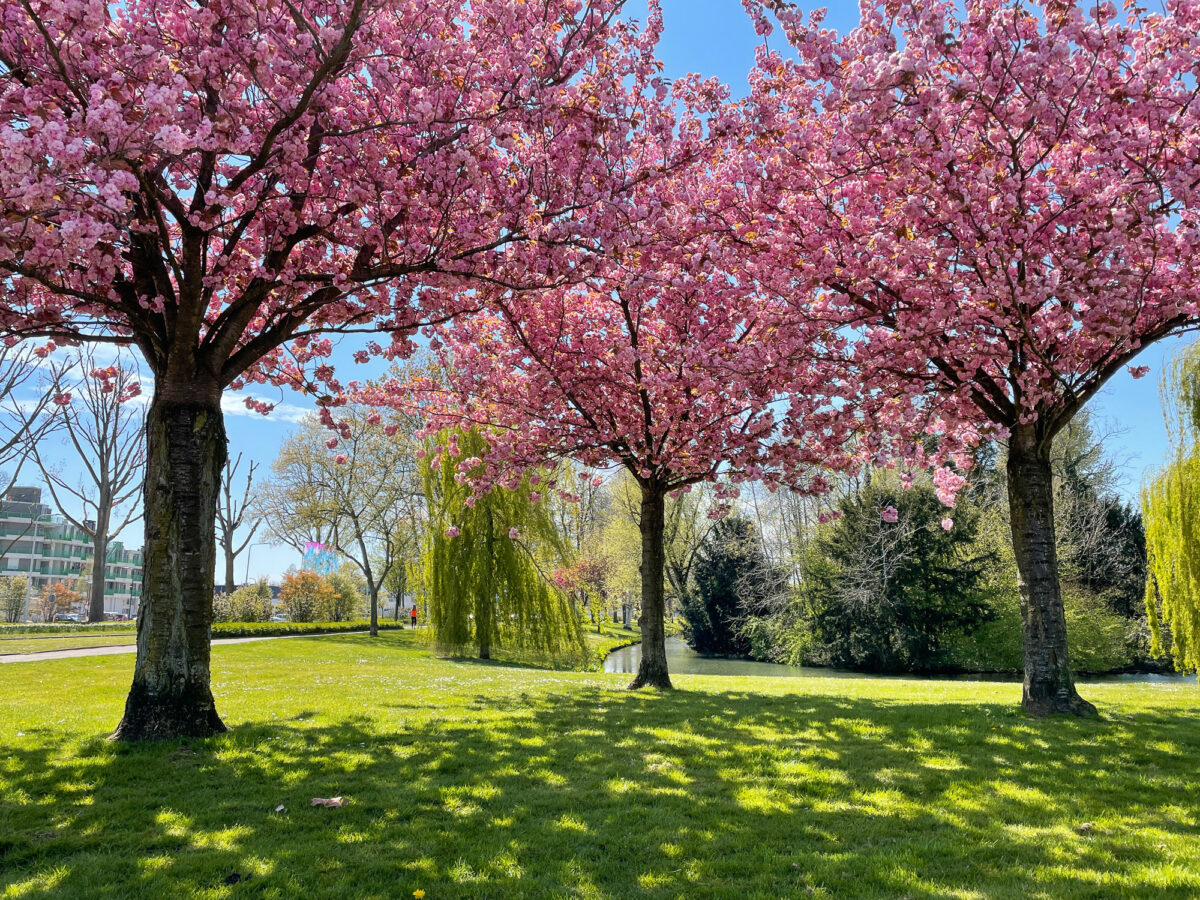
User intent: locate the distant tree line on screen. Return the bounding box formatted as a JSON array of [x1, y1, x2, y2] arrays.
[[680, 414, 1158, 677]]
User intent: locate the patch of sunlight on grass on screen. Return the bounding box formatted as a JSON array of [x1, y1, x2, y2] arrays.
[[135, 855, 172, 875], [489, 851, 524, 879], [555, 813, 588, 833], [918, 753, 967, 771], [735, 785, 796, 814], [189, 824, 252, 851], [154, 808, 194, 838], [449, 859, 480, 883], [2, 867, 69, 898], [605, 777, 635, 794]]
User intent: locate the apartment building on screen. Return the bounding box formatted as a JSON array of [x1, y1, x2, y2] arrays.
[[0, 486, 143, 620]]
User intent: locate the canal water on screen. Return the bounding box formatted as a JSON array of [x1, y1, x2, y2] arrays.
[[604, 637, 1195, 685]]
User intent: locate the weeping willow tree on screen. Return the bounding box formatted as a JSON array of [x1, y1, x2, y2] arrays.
[[419, 428, 583, 659], [1142, 344, 1200, 674]]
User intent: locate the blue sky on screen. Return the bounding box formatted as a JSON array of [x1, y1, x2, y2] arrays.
[[33, 0, 1191, 580]]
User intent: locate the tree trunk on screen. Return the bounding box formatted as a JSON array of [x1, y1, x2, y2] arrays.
[[223, 545, 236, 595], [369, 586, 379, 637], [477, 507, 492, 659], [630, 485, 672, 689], [112, 385, 227, 741], [88, 532, 109, 623], [477, 592, 491, 659], [1007, 424, 1097, 717]]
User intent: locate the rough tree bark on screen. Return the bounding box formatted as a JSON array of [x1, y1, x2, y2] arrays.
[[1007, 424, 1097, 717], [630, 485, 671, 689], [111, 381, 227, 740]]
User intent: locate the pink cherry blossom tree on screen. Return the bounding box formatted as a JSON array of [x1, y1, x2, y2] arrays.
[[381, 155, 900, 690], [747, 0, 1200, 714], [0, 0, 701, 738]]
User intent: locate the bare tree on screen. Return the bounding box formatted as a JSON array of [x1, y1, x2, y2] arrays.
[[32, 348, 145, 622], [0, 344, 62, 567], [215, 453, 262, 594], [260, 408, 424, 635]]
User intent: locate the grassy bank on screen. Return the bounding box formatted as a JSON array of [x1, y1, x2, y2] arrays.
[[0, 621, 415, 655], [0, 633, 139, 655], [1, 630, 1198, 899]]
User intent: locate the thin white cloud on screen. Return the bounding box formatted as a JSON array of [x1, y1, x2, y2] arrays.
[[220, 393, 313, 424]]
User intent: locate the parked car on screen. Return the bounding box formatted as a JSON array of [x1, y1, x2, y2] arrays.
[[53, 614, 80, 623], [269, 614, 287, 623]]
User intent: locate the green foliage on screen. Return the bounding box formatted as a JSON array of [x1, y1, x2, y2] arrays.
[[213, 579, 274, 623], [681, 515, 784, 657], [943, 587, 1137, 674], [322, 567, 365, 622], [1143, 343, 1200, 674], [419, 428, 582, 658], [0, 576, 28, 624], [0, 621, 137, 635], [209, 621, 405, 638], [802, 480, 993, 673]]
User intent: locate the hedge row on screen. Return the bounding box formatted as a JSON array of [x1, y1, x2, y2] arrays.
[[0, 622, 137, 636], [211, 621, 407, 638], [0, 620, 407, 637]]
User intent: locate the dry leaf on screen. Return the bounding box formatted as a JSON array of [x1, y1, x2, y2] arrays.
[[310, 796, 346, 808]]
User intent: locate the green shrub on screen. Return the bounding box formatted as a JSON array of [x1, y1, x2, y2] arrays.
[[214, 580, 273, 623], [944, 586, 1135, 674], [0, 622, 136, 635], [0, 620, 403, 638]]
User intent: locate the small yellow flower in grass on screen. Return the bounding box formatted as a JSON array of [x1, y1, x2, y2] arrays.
[[413, 891, 426, 899]]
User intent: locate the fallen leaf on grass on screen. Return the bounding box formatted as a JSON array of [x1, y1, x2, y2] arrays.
[[310, 797, 346, 808], [274, 804, 287, 813], [1074, 822, 1094, 834]]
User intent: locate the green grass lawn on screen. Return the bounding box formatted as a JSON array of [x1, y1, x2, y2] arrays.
[[1, 630, 1198, 899], [0, 634, 137, 655]]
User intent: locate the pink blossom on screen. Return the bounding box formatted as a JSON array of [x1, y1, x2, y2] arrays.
[[508, 527, 520, 539], [880, 506, 899, 523], [1128, 366, 1151, 379], [334, 454, 348, 465], [941, 518, 954, 531], [444, 526, 460, 538]]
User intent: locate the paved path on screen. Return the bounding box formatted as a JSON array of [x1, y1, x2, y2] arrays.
[[0, 630, 368, 664]]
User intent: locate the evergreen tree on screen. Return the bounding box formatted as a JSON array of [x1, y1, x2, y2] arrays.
[[682, 516, 783, 657], [419, 428, 582, 660], [804, 482, 992, 673]]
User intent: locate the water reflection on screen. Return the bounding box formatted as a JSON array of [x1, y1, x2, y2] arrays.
[[604, 637, 852, 679], [605, 637, 1195, 685]]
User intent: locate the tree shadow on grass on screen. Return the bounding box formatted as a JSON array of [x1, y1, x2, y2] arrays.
[[2, 689, 1199, 899]]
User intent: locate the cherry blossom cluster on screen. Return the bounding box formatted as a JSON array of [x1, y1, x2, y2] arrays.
[[0, 0, 721, 398], [745, 0, 1200, 446]]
